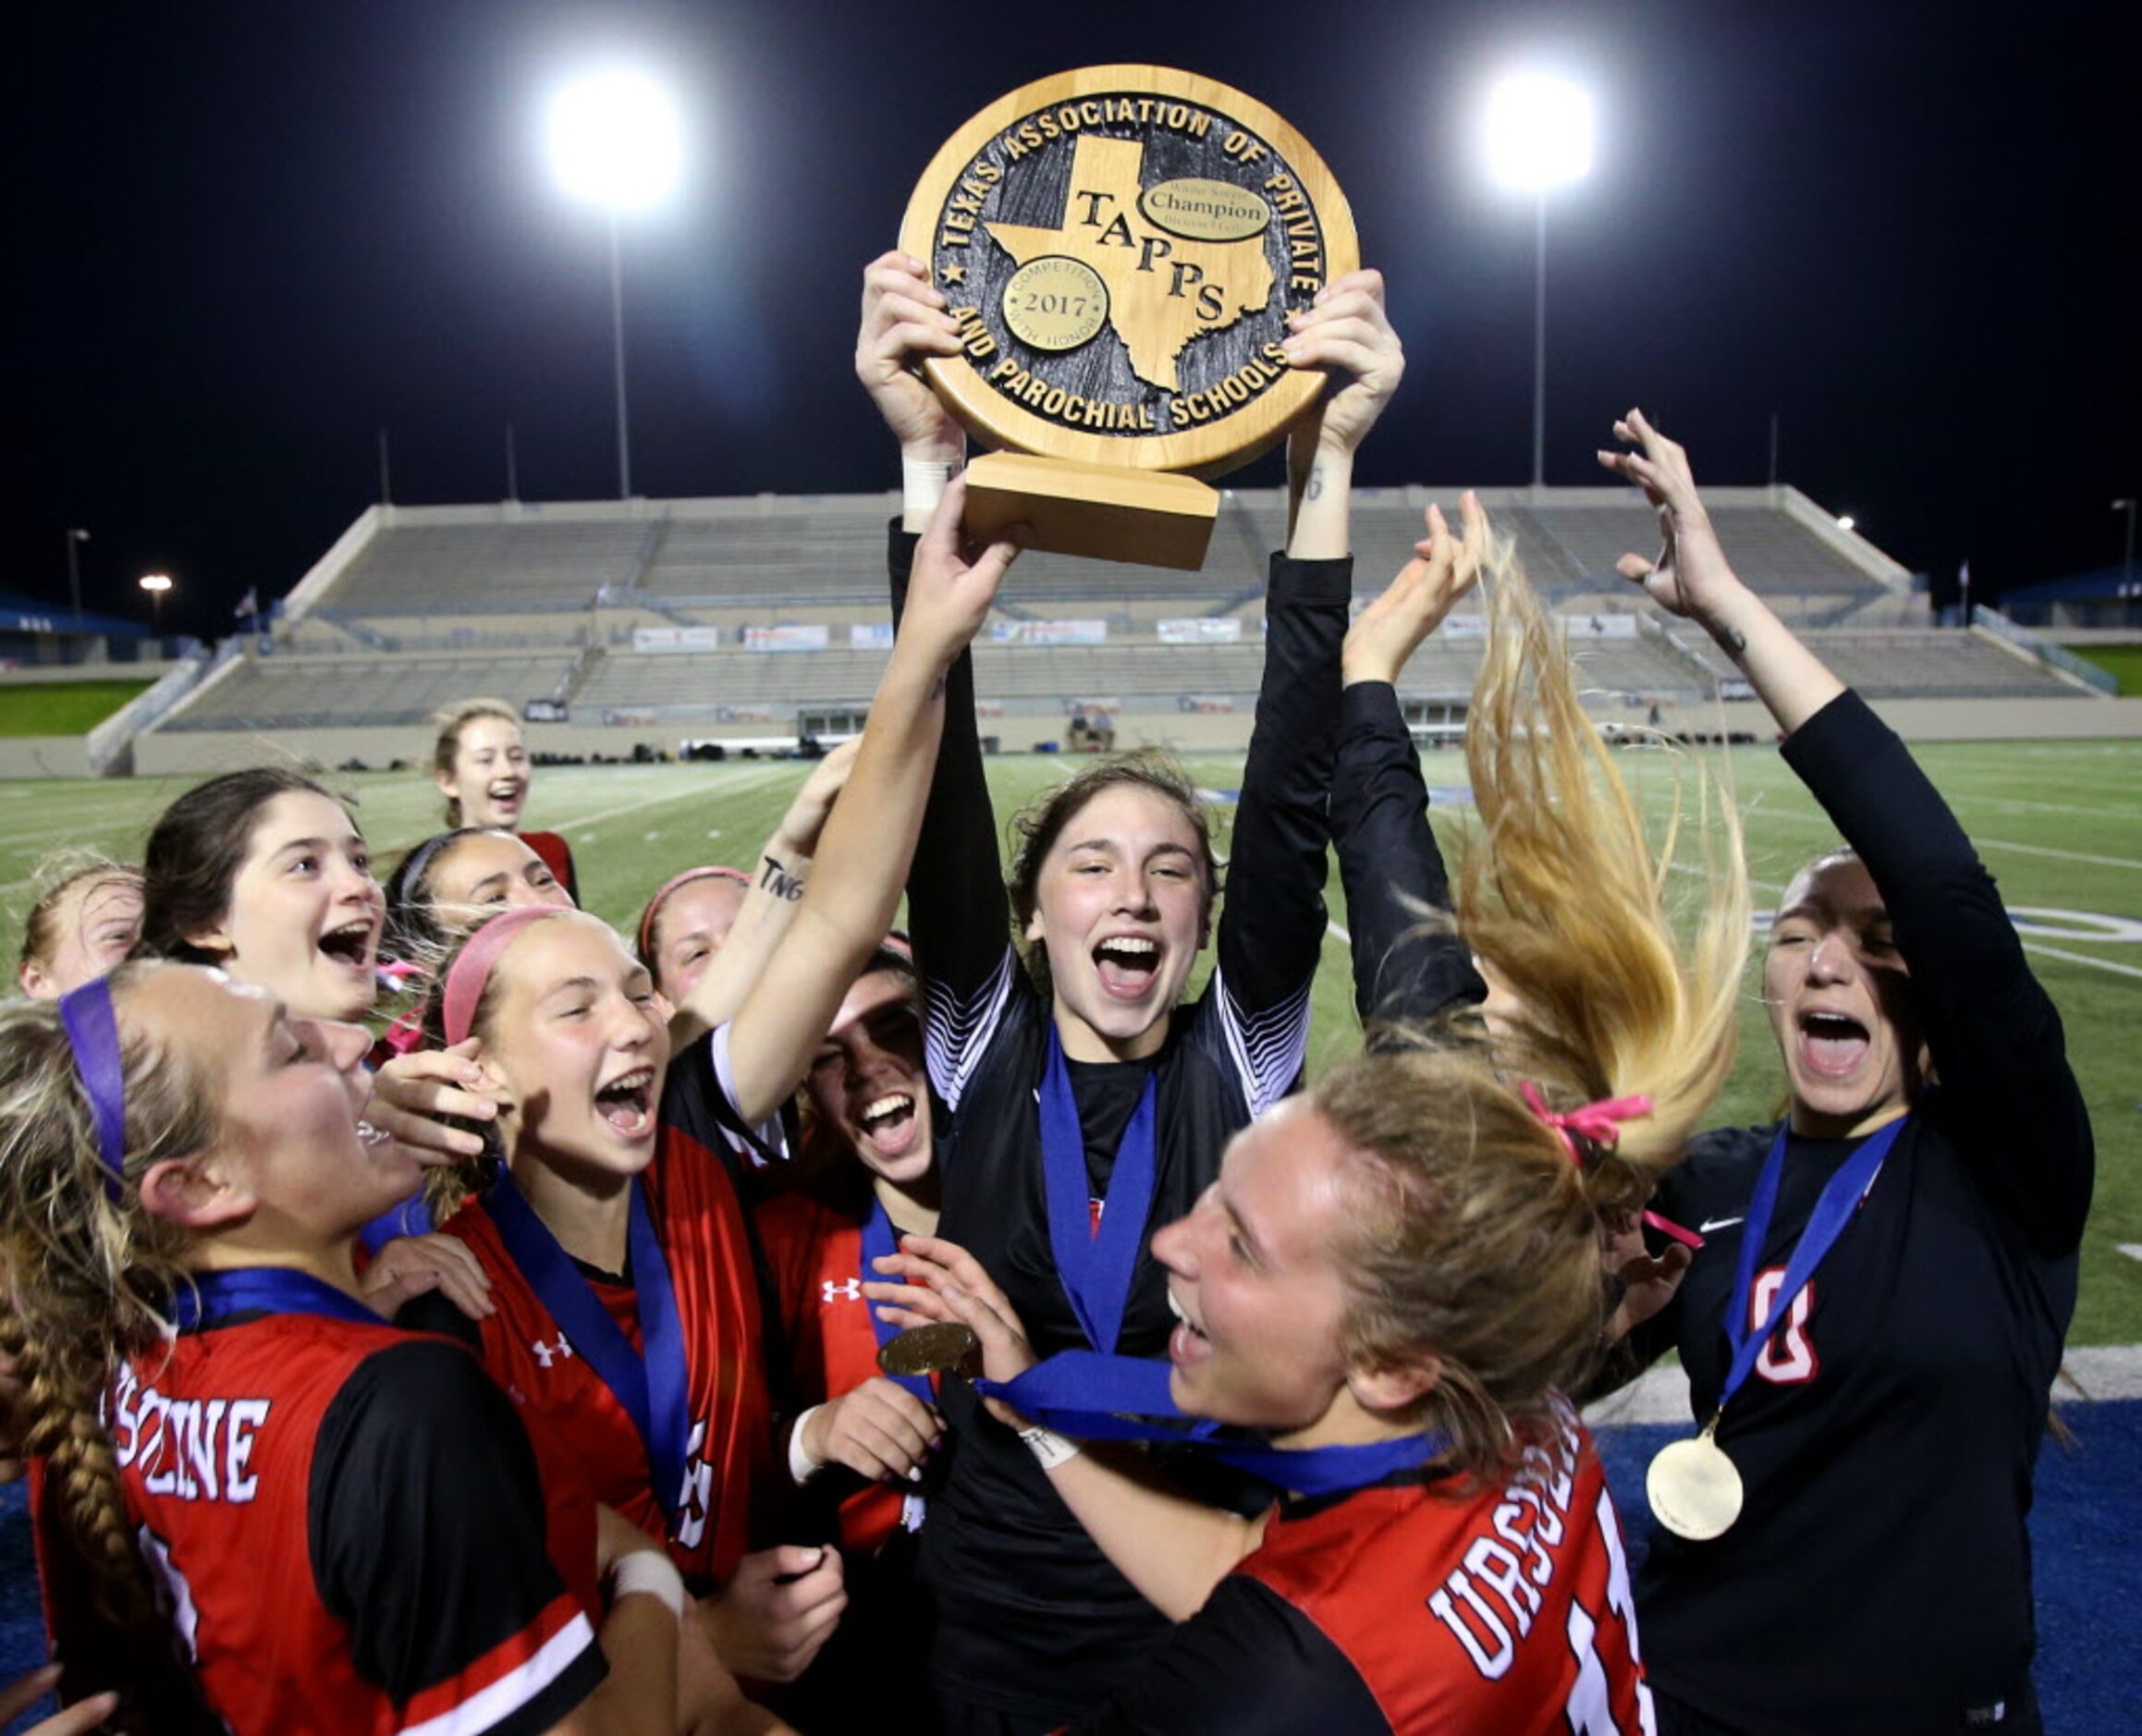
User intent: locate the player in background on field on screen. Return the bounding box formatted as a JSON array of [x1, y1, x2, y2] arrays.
[[431, 698, 581, 902]]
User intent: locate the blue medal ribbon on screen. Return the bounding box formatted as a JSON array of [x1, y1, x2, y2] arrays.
[[980, 1351, 1448, 1499], [172, 1266, 385, 1331], [1715, 1115, 1907, 1418], [862, 1199, 935, 1404], [486, 1170, 692, 1532], [1039, 1027, 1157, 1355]]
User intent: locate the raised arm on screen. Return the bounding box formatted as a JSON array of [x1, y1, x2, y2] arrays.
[[1210, 271, 1403, 1097], [669, 739, 861, 1046], [1601, 410, 2094, 1253], [1334, 496, 1490, 1030], [857, 252, 1015, 1107], [721, 477, 1018, 1124]]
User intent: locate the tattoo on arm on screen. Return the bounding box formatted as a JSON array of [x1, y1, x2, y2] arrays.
[[1707, 618, 1749, 665], [1304, 465, 1325, 502], [759, 854, 806, 901]]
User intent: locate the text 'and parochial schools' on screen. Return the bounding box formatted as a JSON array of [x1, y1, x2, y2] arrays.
[[977, 339, 1295, 432]]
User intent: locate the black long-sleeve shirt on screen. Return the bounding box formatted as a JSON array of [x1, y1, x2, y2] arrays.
[[890, 525, 1348, 1726], [1328, 679, 1487, 1032], [1631, 689, 2093, 1734]]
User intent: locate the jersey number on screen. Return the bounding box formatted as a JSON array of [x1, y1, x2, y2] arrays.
[[1749, 1269, 1818, 1385], [1561, 1487, 1656, 1735]]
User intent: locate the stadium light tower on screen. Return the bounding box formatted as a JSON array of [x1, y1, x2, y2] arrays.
[[1484, 72, 1595, 492], [545, 67, 686, 499], [65, 527, 90, 631]]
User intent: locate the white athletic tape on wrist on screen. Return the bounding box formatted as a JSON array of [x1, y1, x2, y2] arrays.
[[1020, 1424, 1082, 1471], [902, 456, 961, 518], [609, 1549, 688, 1620]]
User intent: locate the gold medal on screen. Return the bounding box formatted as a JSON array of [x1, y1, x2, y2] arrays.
[[878, 1322, 980, 1379], [1646, 1419, 1744, 1541]]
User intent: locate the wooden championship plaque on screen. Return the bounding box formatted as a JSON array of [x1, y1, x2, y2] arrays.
[[900, 67, 1358, 568]]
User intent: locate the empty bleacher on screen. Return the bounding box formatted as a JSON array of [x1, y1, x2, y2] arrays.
[[165, 653, 581, 731], [325, 520, 655, 614], [149, 481, 2099, 741]]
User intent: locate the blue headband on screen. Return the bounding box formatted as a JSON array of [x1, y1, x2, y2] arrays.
[[58, 978, 129, 1203]]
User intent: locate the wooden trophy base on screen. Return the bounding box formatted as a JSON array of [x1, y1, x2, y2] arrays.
[[961, 452, 1218, 571]]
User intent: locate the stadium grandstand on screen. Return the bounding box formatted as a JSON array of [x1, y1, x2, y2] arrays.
[[110, 480, 2112, 773]]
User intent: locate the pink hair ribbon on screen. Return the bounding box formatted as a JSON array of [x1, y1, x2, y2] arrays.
[[1521, 1082, 1706, 1250]]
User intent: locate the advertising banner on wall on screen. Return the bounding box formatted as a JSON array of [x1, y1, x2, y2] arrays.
[[991, 619, 1108, 646], [1157, 618, 1243, 643], [850, 622, 895, 650], [633, 627, 721, 653], [742, 625, 830, 652]]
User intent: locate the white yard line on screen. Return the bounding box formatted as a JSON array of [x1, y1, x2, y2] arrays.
[[1977, 837, 2142, 873], [554, 770, 785, 835], [2019, 941, 2142, 982]]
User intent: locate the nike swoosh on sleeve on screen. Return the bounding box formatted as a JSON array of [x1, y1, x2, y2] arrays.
[[1697, 1216, 1745, 1234]]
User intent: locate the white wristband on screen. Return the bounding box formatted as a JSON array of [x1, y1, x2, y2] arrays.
[[608, 1548, 687, 1620], [1020, 1424, 1082, 1471], [902, 455, 960, 518], [788, 1404, 829, 1484]]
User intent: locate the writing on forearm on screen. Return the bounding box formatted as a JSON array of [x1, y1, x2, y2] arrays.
[[1305, 464, 1326, 501], [1706, 617, 1750, 666], [759, 854, 806, 901]]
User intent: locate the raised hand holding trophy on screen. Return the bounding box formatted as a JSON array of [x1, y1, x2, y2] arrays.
[[900, 67, 1358, 568]]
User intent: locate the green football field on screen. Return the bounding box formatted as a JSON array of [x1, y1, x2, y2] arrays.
[[5, 740, 2138, 1341]]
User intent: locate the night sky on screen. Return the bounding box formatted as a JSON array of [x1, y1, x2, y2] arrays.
[[7, 1, 2136, 636]]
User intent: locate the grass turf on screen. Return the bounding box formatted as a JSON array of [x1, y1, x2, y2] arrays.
[[2060, 642, 2142, 696], [4, 738, 2137, 1342], [0, 680, 153, 737]]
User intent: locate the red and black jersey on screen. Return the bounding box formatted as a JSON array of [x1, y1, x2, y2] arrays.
[[108, 1309, 602, 1736], [755, 1184, 919, 1555], [439, 1031, 779, 1588], [1075, 1408, 1652, 1735]]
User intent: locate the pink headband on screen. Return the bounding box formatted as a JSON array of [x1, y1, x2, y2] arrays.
[[636, 864, 752, 960], [1522, 1082, 1705, 1251], [443, 907, 569, 1046]]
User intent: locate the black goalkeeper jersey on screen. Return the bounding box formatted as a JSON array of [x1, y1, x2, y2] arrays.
[[888, 526, 1348, 1726], [1629, 690, 2093, 1734]]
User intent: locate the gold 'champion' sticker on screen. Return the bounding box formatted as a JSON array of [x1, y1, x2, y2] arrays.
[[1002, 256, 1110, 352]]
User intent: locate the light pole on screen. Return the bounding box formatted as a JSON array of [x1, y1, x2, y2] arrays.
[[546, 67, 686, 500], [65, 527, 90, 631], [1484, 73, 1595, 493], [2113, 498, 2136, 585], [139, 572, 173, 639]]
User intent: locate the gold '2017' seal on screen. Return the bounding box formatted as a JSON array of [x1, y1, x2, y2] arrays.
[[899, 66, 1358, 482], [1003, 257, 1110, 352]]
